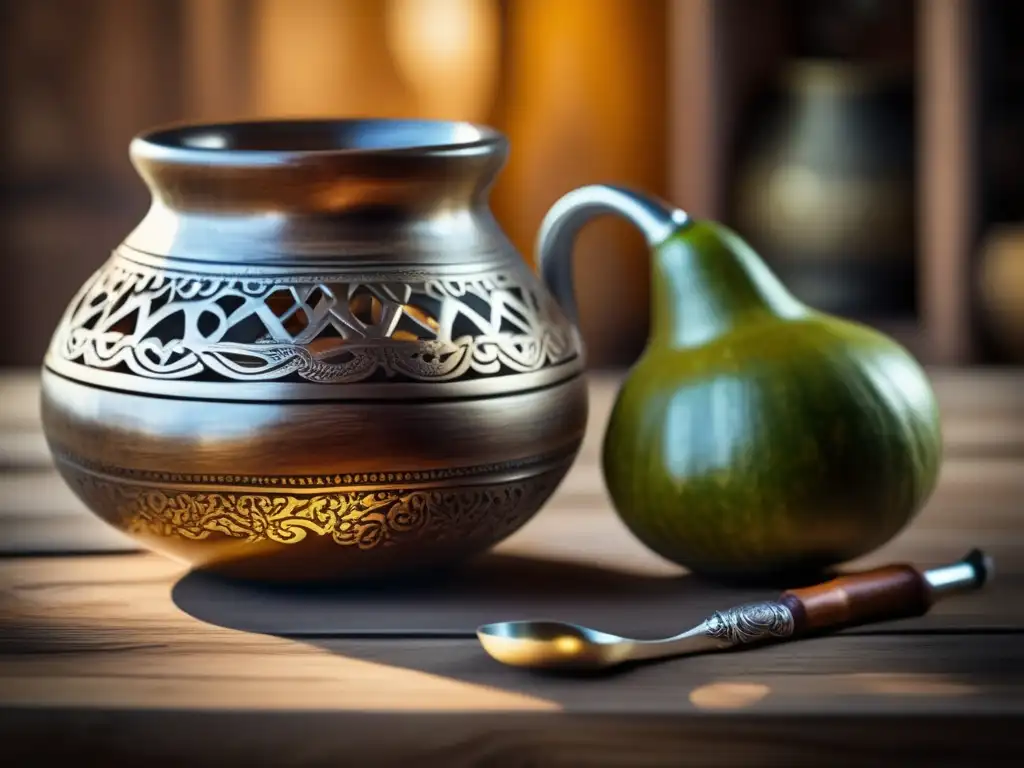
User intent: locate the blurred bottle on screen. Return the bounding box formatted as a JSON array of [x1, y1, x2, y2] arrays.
[[731, 0, 916, 318], [733, 61, 915, 317]]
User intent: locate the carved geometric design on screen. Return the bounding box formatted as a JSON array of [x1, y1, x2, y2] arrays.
[[48, 252, 580, 384]]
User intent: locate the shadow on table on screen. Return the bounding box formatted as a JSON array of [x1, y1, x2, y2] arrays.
[[170, 552, 767, 639], [167, 550, 1016, 708], [171, 551, 766, 702]]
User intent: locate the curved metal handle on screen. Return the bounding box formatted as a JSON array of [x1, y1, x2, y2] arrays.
[[535, 184, 690, 325]]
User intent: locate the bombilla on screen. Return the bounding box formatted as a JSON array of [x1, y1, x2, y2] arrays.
[[477, 550, 992, 671]]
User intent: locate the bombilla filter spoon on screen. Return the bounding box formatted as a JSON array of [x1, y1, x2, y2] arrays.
[[476, 549, 992, 672]]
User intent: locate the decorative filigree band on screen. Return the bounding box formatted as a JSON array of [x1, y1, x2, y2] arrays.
[[55, 449, 575, 551], [702, 601, 796, 646], [48, 251, 581, 388], [67, 474, 562, 550]]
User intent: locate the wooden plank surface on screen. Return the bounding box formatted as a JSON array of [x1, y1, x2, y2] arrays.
[[2, 710, 1019, 768], [1, 626, 1021, 716], [2, 551, 1022, 765], [2, 540, 1023, 714], [1, 368, 1022, 764]]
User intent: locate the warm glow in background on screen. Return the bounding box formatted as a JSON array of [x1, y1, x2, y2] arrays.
[[0, 0, 1018, 369]]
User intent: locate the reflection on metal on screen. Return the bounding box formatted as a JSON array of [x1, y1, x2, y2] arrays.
[[41, 118, 589, 581]]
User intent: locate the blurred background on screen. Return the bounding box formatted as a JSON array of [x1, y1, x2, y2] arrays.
[[0, 0, 1021, 370]]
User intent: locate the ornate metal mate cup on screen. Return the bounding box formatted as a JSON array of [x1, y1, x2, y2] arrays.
[[42, 120, 671, 580], [42, 119, 621, 581]]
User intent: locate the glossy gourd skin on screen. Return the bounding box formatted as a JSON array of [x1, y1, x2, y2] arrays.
[[601, 220, 942, 579]]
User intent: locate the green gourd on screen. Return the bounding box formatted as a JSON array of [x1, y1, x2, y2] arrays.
[[537, 185, 941, 580]]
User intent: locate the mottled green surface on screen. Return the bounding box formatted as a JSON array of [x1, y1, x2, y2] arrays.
[[602, 221, 942, 579]]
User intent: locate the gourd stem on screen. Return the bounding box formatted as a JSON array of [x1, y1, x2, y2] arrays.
[[650, 222, 808, 348]]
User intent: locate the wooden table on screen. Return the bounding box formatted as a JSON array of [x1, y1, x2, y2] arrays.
[[2, 369, 1023, 766]]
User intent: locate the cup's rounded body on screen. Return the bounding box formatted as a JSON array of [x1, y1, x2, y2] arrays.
[[41, 119, 587, 581]]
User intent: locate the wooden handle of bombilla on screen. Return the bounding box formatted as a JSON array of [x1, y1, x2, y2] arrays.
[[778, 564, 930, 635]]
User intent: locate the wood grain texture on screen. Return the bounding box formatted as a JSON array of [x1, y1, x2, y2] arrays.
[[0, 629, 1022, 765], [2, 711, 1021, 768], [0, 369, 1022, 762], [0, 632, 1021, 714], [2, 546, 1023, 740]]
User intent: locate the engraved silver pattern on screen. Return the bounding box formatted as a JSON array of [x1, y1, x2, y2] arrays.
[[702, 601, 795, 645], [49, 251, 580, 385]]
